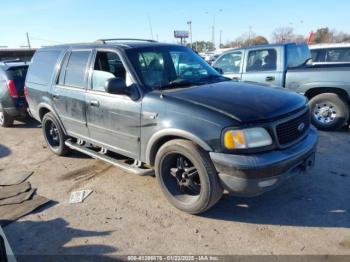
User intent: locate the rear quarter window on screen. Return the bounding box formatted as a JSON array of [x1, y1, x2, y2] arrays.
[[26, 50, 62, 85]]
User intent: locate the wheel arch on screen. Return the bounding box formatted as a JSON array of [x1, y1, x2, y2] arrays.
[[38, 103, 68, 135], [145, 129, 213, 166], [305, 87, 350, 102]]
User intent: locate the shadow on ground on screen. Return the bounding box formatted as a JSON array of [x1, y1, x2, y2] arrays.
[[204, 174, 350, 228], [4, 218, 117, 257], [0, 144, 11, 159], [12, 118, 41, 129]]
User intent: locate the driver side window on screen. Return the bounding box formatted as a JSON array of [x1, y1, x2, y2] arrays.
[[215, 52, 242, 74], [92, 51, 126, 92]]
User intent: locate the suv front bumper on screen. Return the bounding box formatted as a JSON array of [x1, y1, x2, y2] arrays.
[[210, 126, 318, 197]]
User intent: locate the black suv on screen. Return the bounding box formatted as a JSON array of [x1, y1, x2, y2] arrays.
[[26, 39, 318, 214], [0, 60, 28, 127]]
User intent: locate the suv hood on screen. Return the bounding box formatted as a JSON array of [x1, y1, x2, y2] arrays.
[[164, 81, 307, 123]]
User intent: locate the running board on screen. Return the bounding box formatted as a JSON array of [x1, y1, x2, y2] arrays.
[[65, 140, 154, 176]]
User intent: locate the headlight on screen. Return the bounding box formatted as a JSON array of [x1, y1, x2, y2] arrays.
[[224, 127, 273, 149]]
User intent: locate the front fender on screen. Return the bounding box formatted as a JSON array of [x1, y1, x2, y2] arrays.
[[145, 128, 213, 165]]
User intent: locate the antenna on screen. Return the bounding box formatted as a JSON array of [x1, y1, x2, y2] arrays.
[[147, 14, 154, 40]]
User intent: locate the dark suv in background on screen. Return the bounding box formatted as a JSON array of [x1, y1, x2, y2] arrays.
[[0, 60, 28, 127], [25, 39, 318, 214]]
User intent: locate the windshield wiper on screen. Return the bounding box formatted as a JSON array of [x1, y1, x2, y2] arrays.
[[161, 79, 197, 90]]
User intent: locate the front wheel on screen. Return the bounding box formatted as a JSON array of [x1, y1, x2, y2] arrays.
[[155, 139, 223, 214], [309, 93, 349, 131], [42, 112, 71, 156]]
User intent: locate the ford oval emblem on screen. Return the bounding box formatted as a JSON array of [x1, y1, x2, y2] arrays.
[[298, 122, 305, 132]]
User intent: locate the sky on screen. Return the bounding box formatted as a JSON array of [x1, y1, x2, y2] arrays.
[[1, 0, 349, 48]]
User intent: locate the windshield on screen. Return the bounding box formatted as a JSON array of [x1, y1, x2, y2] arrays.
[[286, 43, 311, 68], [126, 46, 227, 90]]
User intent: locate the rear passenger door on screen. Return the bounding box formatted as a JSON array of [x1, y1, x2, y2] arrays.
[[85, 49, 141, 159], [53, 49, 92, 138], [241, 48, 283, 87]]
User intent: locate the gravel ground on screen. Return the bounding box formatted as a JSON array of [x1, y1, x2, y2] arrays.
[[1, 119, 349, 256]]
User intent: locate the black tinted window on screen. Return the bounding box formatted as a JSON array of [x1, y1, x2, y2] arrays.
[[6, 66, 28, 81], [64, 51, 91, 88], [26, 50, 61, 85]]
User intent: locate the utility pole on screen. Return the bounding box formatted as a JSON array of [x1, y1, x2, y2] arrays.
[[206, 9, 223, 50], [26, 32, 31, 49], [187, 21, 193, 49], [248, 26, 252, 46], [219, 30, 222, 48], [211, 15, 215, 49]]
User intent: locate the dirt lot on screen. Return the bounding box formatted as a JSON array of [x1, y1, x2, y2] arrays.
[[1, 119, 350, 256]]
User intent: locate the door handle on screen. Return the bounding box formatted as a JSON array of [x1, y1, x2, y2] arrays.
[[265, 76, 275, 82], [89, 100, 100, 107], [52, 93, 60, 99], [232, 77, 240, 81]]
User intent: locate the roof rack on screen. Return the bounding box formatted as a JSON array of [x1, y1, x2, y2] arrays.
[[95, 38, 157, 44]]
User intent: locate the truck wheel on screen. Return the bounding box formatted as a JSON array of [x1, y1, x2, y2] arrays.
[[42, 112, 71, 156], [0, 108, 14, 127], [309, 93, 349, 131], [155, 139, 223, 214]]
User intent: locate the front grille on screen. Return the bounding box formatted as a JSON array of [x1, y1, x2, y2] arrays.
[[276, 111, 310, 146]]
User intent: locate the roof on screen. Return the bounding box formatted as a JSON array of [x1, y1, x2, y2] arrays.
[[0, 48, 36, 52], [309, 43, 350, 49], [43, 40, 179, 50]]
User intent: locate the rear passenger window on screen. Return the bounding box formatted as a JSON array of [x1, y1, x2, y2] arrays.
[[326, 48, 350, 62], [26, 50, 61, 85], [64, 51, 91, 88], [246, 49, 277, 72]]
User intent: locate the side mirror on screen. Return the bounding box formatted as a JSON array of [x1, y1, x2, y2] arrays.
[[104, 78, 126, 95], [213, 67, 224, 75]]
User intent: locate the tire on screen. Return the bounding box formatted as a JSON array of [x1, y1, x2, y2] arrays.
[[42, 112, 71, 156], [309, 93, 349, 131], [0, 108, 14, 127], [155, 139, 223, 214]]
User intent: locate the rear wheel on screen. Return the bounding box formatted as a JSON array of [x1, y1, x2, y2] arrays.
[[309, 93, 349, 131], [0, 108, 14, 127], [155, 139, 223, 214], [42, 112, 71, 156]]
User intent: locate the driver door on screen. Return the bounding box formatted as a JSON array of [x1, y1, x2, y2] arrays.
[[85, 49, 141, 159]]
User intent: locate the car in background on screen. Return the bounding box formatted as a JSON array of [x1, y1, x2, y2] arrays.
[[213, 43, 350, 131], [201, 48, 234, 64], [0, 60, 29, 127], [310, 43, 350, 64]]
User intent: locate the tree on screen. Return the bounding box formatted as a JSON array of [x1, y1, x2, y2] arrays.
[[313, 27, 333, 43], [272, 27, 295, 43], [250, 36, 269, 46], [222, 34, 268, 48], [192, 41, 214, 52]]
